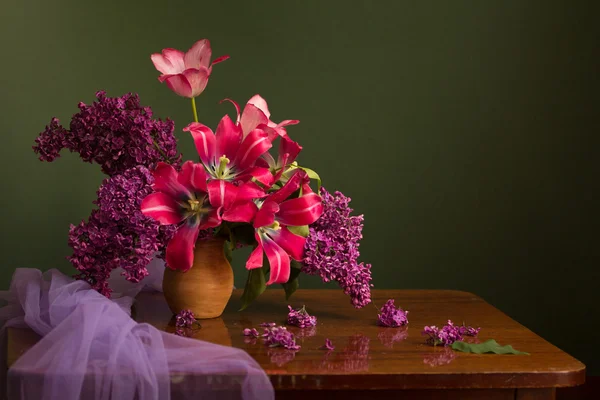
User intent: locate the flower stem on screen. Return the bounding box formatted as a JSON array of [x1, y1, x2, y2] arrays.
[[152, 139, 169, 162], [191, 97, 199, 123]]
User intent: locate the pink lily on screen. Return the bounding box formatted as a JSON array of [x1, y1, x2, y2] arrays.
[[151, 39, 229, 98], [183, 114, 274, 186], [259, 135, 303, 182], [223, 95, 300, 141], [245, 171, 323, 285], [141, 161, 226, 271]]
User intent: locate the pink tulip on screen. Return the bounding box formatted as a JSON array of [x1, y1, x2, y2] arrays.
[[245, 170, 323, 285], [151, 39, 229, 98]]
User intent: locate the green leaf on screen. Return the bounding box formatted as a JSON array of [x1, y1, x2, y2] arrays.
[[287, 225, 310, 237], [281, 261, 303, 300], [299, 166, 322, 192], [451, 339, 529, 355], [239, 266, 267, 311], [223, 240, 233, 263]]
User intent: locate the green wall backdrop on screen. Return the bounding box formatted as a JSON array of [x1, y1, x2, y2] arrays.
[[1, 0, 598, 374]]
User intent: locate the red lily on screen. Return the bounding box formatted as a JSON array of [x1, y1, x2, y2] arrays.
[[140, 161, 248, 271], [245, 171, 323, 285], [184, 113, 274, 187], [224, 95, 300, 141]]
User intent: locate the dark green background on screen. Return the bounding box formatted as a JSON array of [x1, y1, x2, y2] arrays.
[[1, 0, 598, 374]]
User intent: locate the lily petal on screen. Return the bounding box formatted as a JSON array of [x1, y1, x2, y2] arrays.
[[199, 208, 222, 230], [247, 95, 271, 119], [220, 98, 241, 123], [254, 200, 279, 228], [267, 170, 308, 204], [184, 39, 211, 70], [164, 74, 193, 98], [240, 104, 269, 138], [215, 114, 242, 161], [222, 201, 258, 223], [246, 239, 264, 270], [278, 136, 302, 166], [236, 181, 267, 201], [178, 161, 208, 193], [277, 192, 323, 226], [141, 192, 184, 225], [235, 128, 272, 171], [151, 48, 185, 75], [269, 226, 306, 261], [184, 122, 216, 166], [238, 167, 274, 187], [263, 236, 291, 285], [166, 220, 200, 272], [152, 162, 191, 200], [207, 179, 239, 210]]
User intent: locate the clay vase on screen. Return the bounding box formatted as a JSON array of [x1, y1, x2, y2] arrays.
[[162, 237, 233, 319]]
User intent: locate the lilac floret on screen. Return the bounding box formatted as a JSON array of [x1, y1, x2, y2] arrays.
[[377, 299, 409, 327], [175, 309, 196, 328], [286, 305, 317, 328], [262, 326, 300, 350]]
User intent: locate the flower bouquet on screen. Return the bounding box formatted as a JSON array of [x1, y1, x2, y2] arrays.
[[33, 39, 372, 317]]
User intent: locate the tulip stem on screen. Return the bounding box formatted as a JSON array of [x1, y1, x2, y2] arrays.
[[191, 97, 199, 123]]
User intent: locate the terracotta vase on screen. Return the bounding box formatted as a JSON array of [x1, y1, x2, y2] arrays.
[[162, 237, 233, 319]]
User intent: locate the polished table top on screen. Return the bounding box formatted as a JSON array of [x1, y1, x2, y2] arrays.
[[7, 289, 585, 392]]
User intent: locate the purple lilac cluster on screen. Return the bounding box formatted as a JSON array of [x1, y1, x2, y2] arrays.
[[286, 305, 317, 328], [422, 320, 480, 346], [377, 299, 409, 327], [68, 166, 176, 297], [303, 188, 373, 308], [175, 309, 196, 328], [262, 326, 300, 350], [33, 91, 181, 176]]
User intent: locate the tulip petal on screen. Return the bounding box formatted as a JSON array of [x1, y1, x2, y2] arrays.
[[277, 192, 323, 226], [267, 170, 308, 204], [235, 128, 272, 171], [211, 54, 230, 65], [215, 114, 242, 161], [254, 200, 279, 228], [152, 162, 191, 200], [207, 179, 238, 210], [151, 48, 185, 75], [222, 201, 258, 223], [164, 74, 193, 98], [182, 68, 210, 97], [240, 104, 269, 138], [262, 236, 291, 285], [166, 220, 200, 272], [184, 39, 211, 70], [268, 226, 306, 261], [246, 240, 264, 270], [178, 161, 208, 193], [141, 192, 184, 225], [184, 122, 216, 166]]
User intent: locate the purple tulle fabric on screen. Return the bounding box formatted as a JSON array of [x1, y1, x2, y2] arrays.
[[0, 261, 273, 400]]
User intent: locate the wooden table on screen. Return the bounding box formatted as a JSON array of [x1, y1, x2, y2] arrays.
[[7, 289, 585, 399]]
